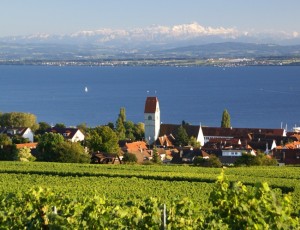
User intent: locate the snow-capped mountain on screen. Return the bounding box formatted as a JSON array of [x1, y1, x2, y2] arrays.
[[1, 22, 299, 48]]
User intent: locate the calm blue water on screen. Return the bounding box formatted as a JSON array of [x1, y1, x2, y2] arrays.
[[0, 65, 299, 130]]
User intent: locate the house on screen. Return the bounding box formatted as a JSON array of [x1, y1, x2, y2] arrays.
[[91, 151, 121, 164], [120, 140, 151, 163], [0, 127, 34, 142], [46, 127, 85, 142], [272, 149, 300, 165]]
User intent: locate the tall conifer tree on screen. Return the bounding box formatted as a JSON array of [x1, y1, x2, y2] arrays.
[[221, 109, 231, 128]]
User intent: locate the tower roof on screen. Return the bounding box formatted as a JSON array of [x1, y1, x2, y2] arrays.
[[144, 97, 159, 113]]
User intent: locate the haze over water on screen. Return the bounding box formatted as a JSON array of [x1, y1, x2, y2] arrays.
[[0, 65, 299, 130]]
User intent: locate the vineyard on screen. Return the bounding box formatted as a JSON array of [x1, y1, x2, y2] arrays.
[[0, 162, 299, 228]]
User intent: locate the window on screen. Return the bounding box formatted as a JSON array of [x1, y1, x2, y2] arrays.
[[148, 115, 152, 120]]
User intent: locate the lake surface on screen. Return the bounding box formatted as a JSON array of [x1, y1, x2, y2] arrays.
[[0, 65, 299, 130]]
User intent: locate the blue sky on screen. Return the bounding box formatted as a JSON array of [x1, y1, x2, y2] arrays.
[[1, 0, 299, 36]]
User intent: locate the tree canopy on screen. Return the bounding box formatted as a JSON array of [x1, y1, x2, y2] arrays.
[[175, 125, 189, 147], [86, 126, 119, 154], [0, 112, 39, 131], [221, 109, 231, 128], [36, 132, 65, 161]]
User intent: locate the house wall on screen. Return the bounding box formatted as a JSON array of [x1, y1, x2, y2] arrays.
[[71, 130, 85, 142], [22, 128, 34, 142]]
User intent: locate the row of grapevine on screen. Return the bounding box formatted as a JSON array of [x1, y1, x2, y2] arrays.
[[0, 172, 298, 229]]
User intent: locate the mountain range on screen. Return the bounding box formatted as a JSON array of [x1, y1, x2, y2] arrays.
[[0, 22, 300, 60]]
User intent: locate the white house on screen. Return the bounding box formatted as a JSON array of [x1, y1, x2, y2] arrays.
[[0, 127, 34, 142], [47, 127, 85, 142]]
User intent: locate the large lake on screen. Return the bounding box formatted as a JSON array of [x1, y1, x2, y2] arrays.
[[0, 65, 299, 130]]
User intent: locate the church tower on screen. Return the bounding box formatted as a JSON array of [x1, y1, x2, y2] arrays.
[[144, 97, 160, 144]]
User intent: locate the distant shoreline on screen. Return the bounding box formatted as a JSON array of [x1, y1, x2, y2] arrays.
[[0, 57, 300, 67]]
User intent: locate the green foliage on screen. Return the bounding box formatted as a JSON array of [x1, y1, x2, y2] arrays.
[[37, 132, 65, 161], [54, 142, 90, 163], [0, 133, 12, 146], [119, 107, 126, 123], [0, 112, 39, 131], [76, 122, 89, 134], [115, 116, 126, 140], [35, 121, 51, 135], [175, 125, 189, 147], [0, 144, 18, 161], [221, 109, 231, 128], [189, 136, 201, 148], [12, 135, 30, 144], [86, 126, 119, 153], [0, 171, 298, 229], [115, 107, 127, 140], [122, 152, 138, 164], [193, 155, 222, 168], [235, 152, 277, 166], [151, 146, 161, 164], [208, 170, 299, 229], [18, 147, 36, 162], [54, 123, 66, 129]]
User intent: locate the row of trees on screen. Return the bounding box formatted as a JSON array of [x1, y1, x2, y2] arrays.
[[0, 108, 145, 163]]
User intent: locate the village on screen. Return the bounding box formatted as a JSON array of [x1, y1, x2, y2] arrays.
[[0, 96, 299, 166]]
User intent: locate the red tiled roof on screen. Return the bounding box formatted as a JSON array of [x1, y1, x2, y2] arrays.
[[16, 143, 38, 149], [125, 141, 148, 152], [144, 97, 158, 113]]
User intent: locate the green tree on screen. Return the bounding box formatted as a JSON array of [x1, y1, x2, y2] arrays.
[[18, 147, 36, 162], [0, 112, 39, 131], [122, 152, 138, 164], [35, 122, 51, 135], [221, 109, 231, 128], [189, 136, 201, 148], [124, 120, 135, 140], [54, 142, 90, 163], [86, 126, 119, 154], [175, 125, 189, 147], [235, 152, 277, 166], [36, 132, 65, 161], [119, 107, 126, 123], [0, 134, 12, 146], [115, 117, 126, 140], [151, 146, 161, 164], [54, 123, 66, 129], [193, 155, 222, 167], [133, 122, 145, 140], [0, 134, 17, 161]]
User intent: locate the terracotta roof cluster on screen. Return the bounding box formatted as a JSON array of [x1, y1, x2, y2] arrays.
[[16, 143, 38, 149], [125, 141, 148, 152], [156, 134, 175, 147], [144, 97, 158, 113]]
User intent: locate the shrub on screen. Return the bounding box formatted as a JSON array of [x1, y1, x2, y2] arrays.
[[122, 152, 137, 164], [193, 155, 222, 168]]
